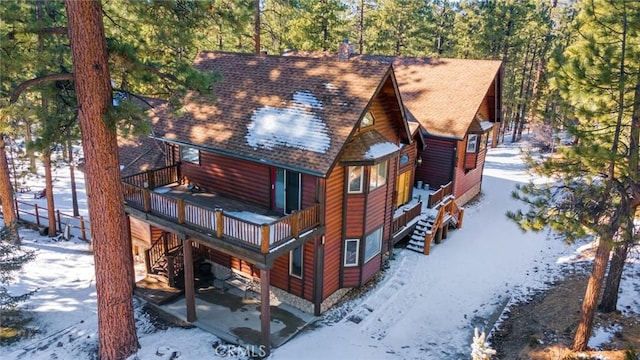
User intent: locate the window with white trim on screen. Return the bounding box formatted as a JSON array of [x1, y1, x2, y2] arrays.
[[466, 134, 478, 153], [289, 245, 303, 278], [344, 239, 359, 266], [369, 161, 387, 191], [364, 227, 383, 263], [180, 145, 200, 164], [348, 166, 363, 193]]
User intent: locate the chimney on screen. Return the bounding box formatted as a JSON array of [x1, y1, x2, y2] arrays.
[[338, 39, 351, 61]]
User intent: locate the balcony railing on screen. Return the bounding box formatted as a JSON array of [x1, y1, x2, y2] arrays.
[[427, 181, 453, 208], [122, 166, 321, 254], [391, 201, 423, 235]]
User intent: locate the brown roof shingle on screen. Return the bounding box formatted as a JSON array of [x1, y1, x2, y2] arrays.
[[328, 54, 502, 140], [390, 57, 502, 139], [149, 52, 392, 177]]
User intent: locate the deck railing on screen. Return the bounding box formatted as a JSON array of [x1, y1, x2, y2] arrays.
[[427, 181, 453, 208], [121, 164, 180, 189], [122, 168, 321, 254], [391, 201, 423, 235]]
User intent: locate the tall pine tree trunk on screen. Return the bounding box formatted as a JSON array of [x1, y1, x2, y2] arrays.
[[64, 1, 138, 358], [43, 151, 56, 237], [600, 67, 640, 312], [68, 139, 79, 217], [572, 236, 612, 351], [253, 0, 260, 53], [0, 136, 20, 245], [599, 240, 628, 312]]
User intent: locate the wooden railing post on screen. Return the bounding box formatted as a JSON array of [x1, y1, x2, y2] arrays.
[[14, 199, 19, 219], [146, 169, 155, 189], [144, 249, 152, 274], [215, 209, 224, 238], [177, 198, 185, 224], [167, 256, 175, 287], [458, 208, 465, 228], [34, 204, 40, 227], [80, 216, 86, 241], [56, 210, 62, 232], [163, 233, 169, 256], [292, 211, 299, 238], [261, 224, 270, 253], [143, 189, 151, 212]]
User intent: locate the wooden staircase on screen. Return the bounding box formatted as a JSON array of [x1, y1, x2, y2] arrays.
[[406, 196, 465, 255], [135, 232, 185, 305]]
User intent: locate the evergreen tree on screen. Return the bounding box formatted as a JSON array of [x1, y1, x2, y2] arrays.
[[0, 226, 36, 345], [508, 0, 640, 351]]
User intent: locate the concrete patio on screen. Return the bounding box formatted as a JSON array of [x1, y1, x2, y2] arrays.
[[155, 284, 318, 349]]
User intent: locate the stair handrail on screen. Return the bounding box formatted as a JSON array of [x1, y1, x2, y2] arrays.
[[424, 205, 445, 255], [145, 233, 166, 273]]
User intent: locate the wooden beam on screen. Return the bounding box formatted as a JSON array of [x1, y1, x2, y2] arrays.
[[183, 239, 197, 322], [260, 268, 271, 356]]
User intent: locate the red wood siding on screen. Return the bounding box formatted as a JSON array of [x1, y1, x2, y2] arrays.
[[362, 255, 381, 284], [302, 239, 315, 301], [129, 217, 151, 245], [150, 225, 164, 242], [365, 187, 386, 232], [203, 247, 232, 268], [416, 137, 456, 189], [301, 174, 318, 208], [322, 165, 344, 299], [272, 253, 289, 289], [454, 147, 488, 203], [383, 156, 397, 250], [353, 76, 403, 143], [179, 149, 271, 208], [345, 194, 365, 238], [342, 267, 360, 287]]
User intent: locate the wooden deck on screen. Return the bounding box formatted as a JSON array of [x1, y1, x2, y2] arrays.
[[122, 164, 324, 267]]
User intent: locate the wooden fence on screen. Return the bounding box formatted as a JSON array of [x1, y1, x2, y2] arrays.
[[13, 199, 91, 242]]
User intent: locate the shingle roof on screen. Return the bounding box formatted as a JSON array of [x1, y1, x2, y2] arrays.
[[346, 55, 502, 139], [390, 57, 501, 139], [117, 136, 166, 177], [149, 52, 393, 177], [340, 130, 400, 165]]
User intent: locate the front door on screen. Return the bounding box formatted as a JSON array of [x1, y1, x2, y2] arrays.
[[396, 171, 411, 208], [273, 168, 301, 214]]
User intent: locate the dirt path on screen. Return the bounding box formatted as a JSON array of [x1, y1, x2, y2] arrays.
[[491, 274, 640, 360]]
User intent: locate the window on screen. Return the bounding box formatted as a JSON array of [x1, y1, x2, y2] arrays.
[[369, 161, 387, 191], [180, 145, 200, 164], [466, 134, 478, 153], [344, 239, 359, 266], [289, 245, 303, 278], [364, 227, 383, 263], [361, 112, 374, 128], [400, 153, 409, 166], [348, 166, 363, 193]]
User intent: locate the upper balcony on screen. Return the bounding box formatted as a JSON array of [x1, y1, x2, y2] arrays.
[[122, 164, 324, 267]]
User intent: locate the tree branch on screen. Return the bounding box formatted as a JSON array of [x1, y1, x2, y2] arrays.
[[10, 73, 75, 103]]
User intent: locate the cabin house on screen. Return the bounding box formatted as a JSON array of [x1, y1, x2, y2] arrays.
[[391, 58, 503, 205], [122, 52, 426, 352]]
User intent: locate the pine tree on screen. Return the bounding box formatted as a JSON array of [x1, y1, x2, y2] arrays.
[[0, 226, 36, 344], [508, 0, 640, 351]]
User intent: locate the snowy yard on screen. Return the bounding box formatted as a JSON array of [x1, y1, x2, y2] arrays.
[[2, 141, 639, 360]]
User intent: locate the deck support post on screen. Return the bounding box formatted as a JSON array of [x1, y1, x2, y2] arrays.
[[260, 268, 271, 356], [183, 239, 197, 322]]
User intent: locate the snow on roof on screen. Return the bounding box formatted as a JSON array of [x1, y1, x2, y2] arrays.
[[364, 142, 400, 159], [226, 211, 276, 225], [246, 90, 331, 154]]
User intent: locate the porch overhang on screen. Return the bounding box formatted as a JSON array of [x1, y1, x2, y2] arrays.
[[339, 129, 401, 166], [126, 206, 325, 269]]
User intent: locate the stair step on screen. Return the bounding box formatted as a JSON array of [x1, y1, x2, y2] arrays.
[[406, 244, 424, 253], [411, 234, 425, 242], [408, 239, 424, 247]]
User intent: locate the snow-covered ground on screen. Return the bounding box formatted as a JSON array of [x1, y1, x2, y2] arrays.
[[2, 140, 639, 360]]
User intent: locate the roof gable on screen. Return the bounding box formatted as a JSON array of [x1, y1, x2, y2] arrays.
[[149, 52, 394, 177], [391, 57, 502, 139]]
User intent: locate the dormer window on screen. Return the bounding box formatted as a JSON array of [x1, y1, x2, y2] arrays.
[[361, 112, 374, 128]]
